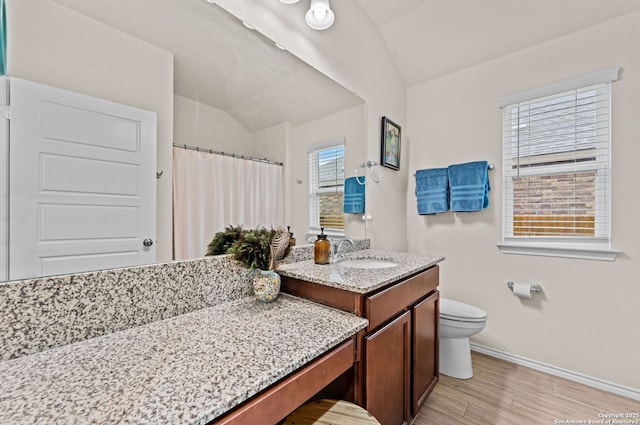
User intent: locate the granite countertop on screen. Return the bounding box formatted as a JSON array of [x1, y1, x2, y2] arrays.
[[0, 294, 368, 425], [277, 249, 444, 294]]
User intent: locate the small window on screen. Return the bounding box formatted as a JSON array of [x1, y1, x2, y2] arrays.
[[309, 143, 344, 234], [499, 69, 619, 259]]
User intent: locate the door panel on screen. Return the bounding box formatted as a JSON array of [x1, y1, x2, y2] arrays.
[[41, 154, 139, 195], [412, 291, 439, 415], [8, 77, 156, 280], [40, 100, 140, 152], [365, 311, 411, 425], [40, 204, 139, 240]]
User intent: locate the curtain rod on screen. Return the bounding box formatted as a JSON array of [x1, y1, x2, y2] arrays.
[[173, 143, 283, 166]]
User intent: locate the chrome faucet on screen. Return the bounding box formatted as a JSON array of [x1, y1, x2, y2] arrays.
[[334, 238, 355, 261]]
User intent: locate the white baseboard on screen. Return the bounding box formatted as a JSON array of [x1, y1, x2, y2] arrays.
[[470, 343, 640, 401]]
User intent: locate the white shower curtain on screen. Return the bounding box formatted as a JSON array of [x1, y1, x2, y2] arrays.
[[173, 147, 284, 260]]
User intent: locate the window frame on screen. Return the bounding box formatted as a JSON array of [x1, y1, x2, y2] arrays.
[[497, 69, 620, 261], [308, 139, 345, 237]]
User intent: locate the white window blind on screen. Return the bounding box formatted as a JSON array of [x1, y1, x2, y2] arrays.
[[502, 77, 614, 248], [309, 143, 344, 233]]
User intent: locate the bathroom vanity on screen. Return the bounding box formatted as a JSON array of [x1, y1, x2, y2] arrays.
[[0, 294, 367, 424], [0, 254, 369, 425], [278, 249, 444, 425], [0, 246, 439, 425]]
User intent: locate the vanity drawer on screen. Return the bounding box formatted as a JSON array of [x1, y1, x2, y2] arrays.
[[366, 266, 439, 330]]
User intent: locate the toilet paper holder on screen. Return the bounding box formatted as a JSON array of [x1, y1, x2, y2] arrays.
[[507, 281, 542, 293]]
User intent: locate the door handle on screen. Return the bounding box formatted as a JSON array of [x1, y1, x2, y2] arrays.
[[143, 238, 154, 247]]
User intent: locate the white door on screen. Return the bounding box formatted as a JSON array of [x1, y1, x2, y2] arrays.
[[8, 77, 156, 280]]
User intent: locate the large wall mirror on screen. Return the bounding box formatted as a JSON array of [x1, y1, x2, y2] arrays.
[[2, 0, 364, 282]]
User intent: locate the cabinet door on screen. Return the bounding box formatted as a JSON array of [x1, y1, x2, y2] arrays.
[[412, 290, 439, 415], [364, 311, 410, 425]]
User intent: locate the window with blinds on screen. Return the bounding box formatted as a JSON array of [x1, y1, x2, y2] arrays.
[[502, 75, 614, 247], [309, 143, 344, 233]]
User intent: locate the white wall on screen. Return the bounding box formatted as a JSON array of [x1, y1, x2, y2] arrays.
[[213, 0, 408, 251], [407, 11, 640, 390], [174, 95, 253, 156], [288, 104, 367, 243], [252, 122, 287, 164], [7, 0, 174, 262]]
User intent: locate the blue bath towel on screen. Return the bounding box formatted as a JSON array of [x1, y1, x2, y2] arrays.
[[343, 176, 365, 214], [415, 168, 449, 215], [448, 161, 490, 212]]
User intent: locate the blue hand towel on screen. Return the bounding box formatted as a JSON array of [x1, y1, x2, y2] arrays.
[[343, 176, 365, 214], [415, 168, 449, 215], [448, 161, 490, 212]]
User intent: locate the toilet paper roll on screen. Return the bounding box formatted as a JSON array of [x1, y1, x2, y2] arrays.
[[513, 282, 533, 299]]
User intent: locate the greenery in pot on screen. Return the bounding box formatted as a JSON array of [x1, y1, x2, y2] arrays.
[[206, 224, 245, 256], [207, 226, 290, 270], [228, 227, 275, 270]]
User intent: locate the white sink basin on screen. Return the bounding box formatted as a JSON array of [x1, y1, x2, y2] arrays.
[[337, 259, 398, 269]]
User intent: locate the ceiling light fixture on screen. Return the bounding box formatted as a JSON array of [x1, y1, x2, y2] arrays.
[[280, 0, 334, 31], [305, 0, 334, 30]]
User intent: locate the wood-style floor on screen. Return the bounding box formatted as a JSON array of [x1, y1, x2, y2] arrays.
[[415, 352, 639, 425]]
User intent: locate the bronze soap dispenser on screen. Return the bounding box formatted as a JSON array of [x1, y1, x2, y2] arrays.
[[314, 227, 330, 265]]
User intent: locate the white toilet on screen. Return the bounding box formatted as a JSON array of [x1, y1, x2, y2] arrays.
[[439, 298, 487, 379]]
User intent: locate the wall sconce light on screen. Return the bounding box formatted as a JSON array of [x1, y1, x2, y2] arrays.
[[305, 0, 334, 30], [279, 0, 335, 31]]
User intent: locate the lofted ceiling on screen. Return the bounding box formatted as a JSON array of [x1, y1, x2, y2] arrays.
[[52, 0, 363, 133], [355, 0, 640, 86], [51, 0, 640, 133]]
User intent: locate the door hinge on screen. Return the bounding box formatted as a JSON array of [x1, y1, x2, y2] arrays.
[[0, 105, 10, 120]]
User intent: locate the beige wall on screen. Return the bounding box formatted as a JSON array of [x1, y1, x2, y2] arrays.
[[288, 104, 367, 242], [7, 0, 174, 262], [406, 11, 640, 390], [174, 95, 253, 157], [214, 0, 408, 251], [252, 122, 287, 164]]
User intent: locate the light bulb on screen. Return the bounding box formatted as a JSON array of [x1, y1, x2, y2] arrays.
[[313, 8, 327, 20], [305, 0, 334, 30]]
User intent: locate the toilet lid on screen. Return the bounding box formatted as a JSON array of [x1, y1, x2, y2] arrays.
[[440, 298, 487, 322]]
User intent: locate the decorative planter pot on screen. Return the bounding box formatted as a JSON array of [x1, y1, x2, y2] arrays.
[[253, 269, 281, 303]]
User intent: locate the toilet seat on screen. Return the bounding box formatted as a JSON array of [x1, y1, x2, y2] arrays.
[[440, 298, 487, 323]]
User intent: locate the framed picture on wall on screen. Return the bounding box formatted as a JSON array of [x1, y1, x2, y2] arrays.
[[380, 116, 401, 170]]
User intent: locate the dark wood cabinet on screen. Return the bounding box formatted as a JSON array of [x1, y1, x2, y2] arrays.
[[411, 291, 439, 416], [281, 265, 440, 425], [364, 311, 411, 425]]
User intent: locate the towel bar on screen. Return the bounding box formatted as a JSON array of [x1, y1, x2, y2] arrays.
[[413, 163, 494, 177]]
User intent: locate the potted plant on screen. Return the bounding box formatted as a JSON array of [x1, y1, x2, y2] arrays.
[[207, 226, 290, 302], [206, 224, 245, 256]]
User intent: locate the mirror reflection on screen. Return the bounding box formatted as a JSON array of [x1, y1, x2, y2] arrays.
[[2, 0, 364, 282]]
